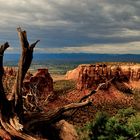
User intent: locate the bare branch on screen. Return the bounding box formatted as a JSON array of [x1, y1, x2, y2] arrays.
[[79, 77, 114, 102], [30, 40, 40, 49], [0, 42, 9, 55], [70, 78, 115, 116], [24, 99, 92, 129]]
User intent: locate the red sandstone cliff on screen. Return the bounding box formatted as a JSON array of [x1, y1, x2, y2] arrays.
[[66, 64, 140, 90], [23, 68, 53, 96]]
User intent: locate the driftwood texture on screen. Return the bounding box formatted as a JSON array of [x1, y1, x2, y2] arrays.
[[0, 42, 10, 116], [14, 27, 40, 116]]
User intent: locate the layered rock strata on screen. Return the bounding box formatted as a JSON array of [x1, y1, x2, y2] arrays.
[[66, 64, 140, 90]]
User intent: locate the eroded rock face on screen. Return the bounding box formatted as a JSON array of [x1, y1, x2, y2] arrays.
[[23, 68, 53, 96], [23, 68, 53, 111], [4, 67, 53, 111], [66, 68, 80, 80], [66, 64, 140, 90]]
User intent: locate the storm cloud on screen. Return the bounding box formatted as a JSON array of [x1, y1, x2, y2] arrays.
[[0, 0, 140, 53]]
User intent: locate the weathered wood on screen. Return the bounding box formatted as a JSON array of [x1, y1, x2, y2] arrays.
[[0, 29, 39, 140], [0, 42, 9, 100], [0, 42, 11, 117], [0, 128, 11, 140], [14, 27, 40, 117], [24, 99, 92, 129], [0, 114, 37, 140]]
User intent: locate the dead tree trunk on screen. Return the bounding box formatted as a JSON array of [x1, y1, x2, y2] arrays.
[[14, 27, 40, 118], [0, 42, 11, 117], [0, 42, 38, 140]]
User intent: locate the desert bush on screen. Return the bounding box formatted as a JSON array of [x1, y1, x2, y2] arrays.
[[78, 107, 140, 140], [132, 89, 140, 110]]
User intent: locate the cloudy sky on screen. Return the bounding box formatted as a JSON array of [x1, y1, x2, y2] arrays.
[[0, 0, 140, 54]]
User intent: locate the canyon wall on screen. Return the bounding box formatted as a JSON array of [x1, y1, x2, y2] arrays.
[[66, 64, 140, 90]]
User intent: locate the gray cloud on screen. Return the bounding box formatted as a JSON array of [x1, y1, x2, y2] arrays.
[[33, 41, 140, 54], [0, 0, 140, 53]]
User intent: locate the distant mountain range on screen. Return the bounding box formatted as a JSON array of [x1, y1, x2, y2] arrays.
[[4, 53, 140, 64], [3, 53, 140, 74]]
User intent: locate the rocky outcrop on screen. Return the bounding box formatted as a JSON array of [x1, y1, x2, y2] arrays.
[[66, 68, 80, 80], [3, 67, 53, 111], [66, 64, 140, 90], [23, 68, 53, 111], [23, 68, 53, 96], [55, 120, 78, 140]]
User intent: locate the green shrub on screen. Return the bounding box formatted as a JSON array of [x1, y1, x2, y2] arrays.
[[132, 89, 140, 110], [78, 108, 140, 140], [127, 113, 140, 139], [89, 112, 109, 140]]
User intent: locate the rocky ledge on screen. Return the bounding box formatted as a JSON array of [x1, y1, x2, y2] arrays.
[[66, 64, 140, 90]]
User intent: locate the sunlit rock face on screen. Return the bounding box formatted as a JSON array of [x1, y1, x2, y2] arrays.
[[66, 64, 140, 90], [66, 66, 81, 80]]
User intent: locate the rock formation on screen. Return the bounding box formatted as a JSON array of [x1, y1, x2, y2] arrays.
[[23, 68, 53, 111], [4, 67, 54, 111], [23, 68, 53, 94], [66, 67, 80, 80], [66, 64, 140, 90], [55, 120, 78, 140]]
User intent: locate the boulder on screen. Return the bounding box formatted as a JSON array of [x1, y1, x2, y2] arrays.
[[55, 120, 78, 140]]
